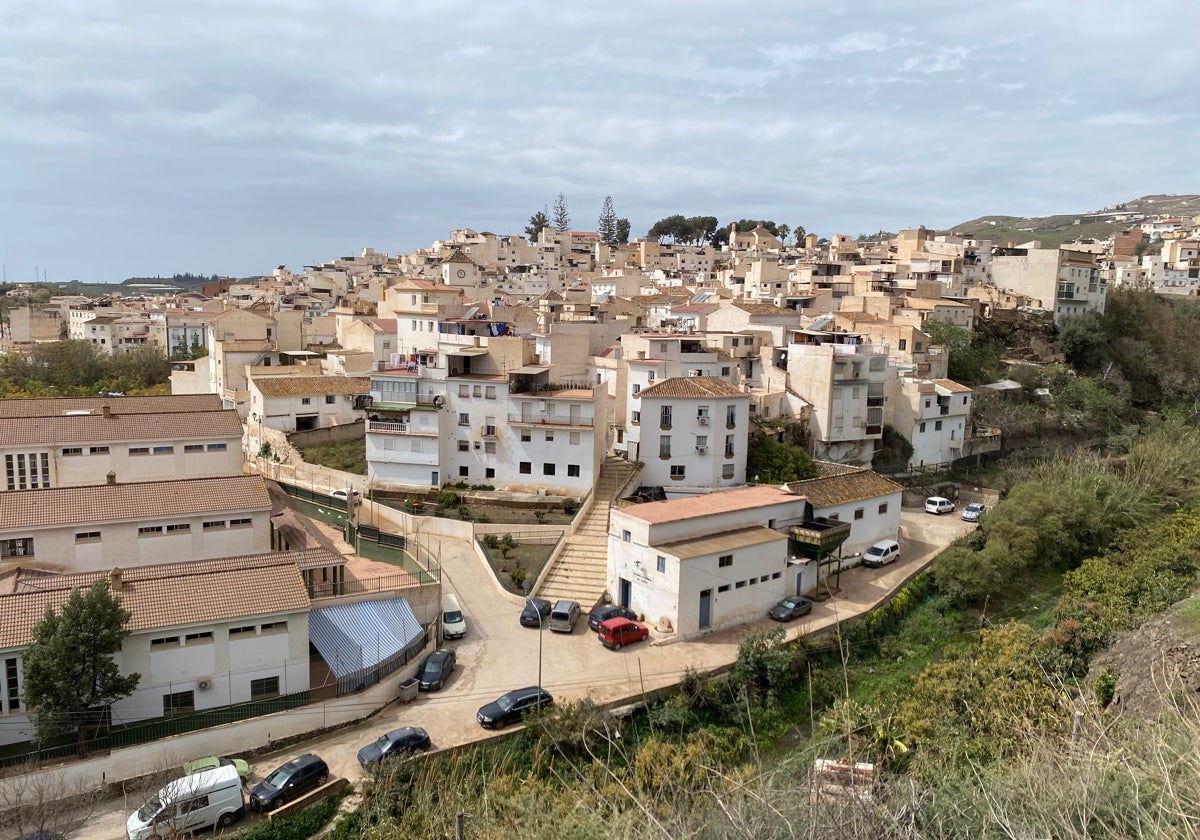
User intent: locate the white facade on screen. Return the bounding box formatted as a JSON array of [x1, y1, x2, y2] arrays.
[[888, 378, 974, 468]]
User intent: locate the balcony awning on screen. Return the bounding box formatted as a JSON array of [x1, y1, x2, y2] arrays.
[[309, 598, 423, 678], [509, 365, 550, 375]]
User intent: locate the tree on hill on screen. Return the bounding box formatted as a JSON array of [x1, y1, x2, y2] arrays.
[[23, 580, 139, 753], [598, 196, 618, 245], [525, 208, 550, 243], [552, 193, 571, 233]]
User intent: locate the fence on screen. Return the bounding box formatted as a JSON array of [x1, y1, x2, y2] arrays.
[[344, 522, 440, 584], [322, 625, 431, 697], [0, 691, 311, 770]]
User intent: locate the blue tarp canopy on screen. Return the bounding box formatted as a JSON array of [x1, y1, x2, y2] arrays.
[[309, 598, 424, 679]]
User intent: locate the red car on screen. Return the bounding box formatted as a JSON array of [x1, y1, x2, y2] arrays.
[[597, 617, 650, 650]]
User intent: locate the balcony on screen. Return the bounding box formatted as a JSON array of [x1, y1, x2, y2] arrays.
[[366, 420, 438, 436], [508, 414, 594, 428]]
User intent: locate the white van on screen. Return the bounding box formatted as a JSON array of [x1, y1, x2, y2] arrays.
[[441, 593, 467, 639], [862, 539, 900, 568], [127, 764, 244, 840]]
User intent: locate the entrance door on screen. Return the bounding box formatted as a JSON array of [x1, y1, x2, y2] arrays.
[[431, 471, 439, 486], [796, 571, 805, 597], [698, 589, 712, 630], [569, 404, 580, 425], [521, 402, 532, 422], [618, 577, 632, 608]]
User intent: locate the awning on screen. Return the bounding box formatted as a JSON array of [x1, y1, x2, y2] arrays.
[[445, 346, 488, 356], [509, 365, 550, 375], [309, 598, 423, 679]]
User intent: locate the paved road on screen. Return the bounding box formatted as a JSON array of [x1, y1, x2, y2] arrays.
[[75, 507, 972, 840]]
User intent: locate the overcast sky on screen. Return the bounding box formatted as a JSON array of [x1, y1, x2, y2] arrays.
[[1, 0, 1196, 284]]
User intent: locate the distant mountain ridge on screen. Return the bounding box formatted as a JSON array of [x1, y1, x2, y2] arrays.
[[950, 194, 1200, 248]]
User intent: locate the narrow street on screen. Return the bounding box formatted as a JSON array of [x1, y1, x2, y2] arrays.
[[74, 507, 972, 840]]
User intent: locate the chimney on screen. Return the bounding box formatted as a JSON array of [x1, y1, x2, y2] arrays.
[[101, 404, 111, 418], [109, 567, 123, 592], [107, 470, 117, 485]]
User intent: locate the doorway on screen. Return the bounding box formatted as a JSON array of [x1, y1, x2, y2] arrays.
[[698, 589, 712, 630]]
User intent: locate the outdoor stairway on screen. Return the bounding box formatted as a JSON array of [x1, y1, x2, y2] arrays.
[[535, 457, 638, 608]]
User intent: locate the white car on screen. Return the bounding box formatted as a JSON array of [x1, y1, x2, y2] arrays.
[[331, 488, 361, 502], [925, 496, 955, 515]]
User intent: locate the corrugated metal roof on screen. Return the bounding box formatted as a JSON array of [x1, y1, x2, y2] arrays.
[[309, 598, 423, 678]]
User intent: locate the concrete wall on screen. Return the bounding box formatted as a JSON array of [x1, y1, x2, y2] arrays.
[[289, 421, 366, 448]]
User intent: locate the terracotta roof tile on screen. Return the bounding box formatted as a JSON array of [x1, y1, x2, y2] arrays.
[[783, 468, 902, 508], [0, 411, 243, 448], [933, 379, 973, 393], [732, 302, 800, 316], [0, 475, 272, 530], [0, 550, 317, 649], [638, 376, 748, 399], [0, 395, 224, 418], [252, 376, 371, 397]]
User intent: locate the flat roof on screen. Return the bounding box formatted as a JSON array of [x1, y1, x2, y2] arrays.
[[618, 485, 800, 525], [660, 525, 786, 560]]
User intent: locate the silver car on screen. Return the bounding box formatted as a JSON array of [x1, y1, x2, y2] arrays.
[[961, 502, 986, 522]]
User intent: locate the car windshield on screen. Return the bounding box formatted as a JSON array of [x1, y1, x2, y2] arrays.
[[779, 599, 797, 608], [374, 735, 392, 750], [444, 610, 463, 622], [262, 767, 292, 790], [867, 546, 885, 556], [422, 659, 444, 675], [496, 693, 516, 712], [137, 797, 163, 822]]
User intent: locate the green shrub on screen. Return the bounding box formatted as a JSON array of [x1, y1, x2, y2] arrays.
[[1094, 665, 1118, 708], [434, 490, 459, 509], [235, 788, 346, 840]]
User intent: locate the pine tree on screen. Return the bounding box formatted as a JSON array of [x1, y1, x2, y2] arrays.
[[552, 193, 571, 233], [525, 208, 550, 243], [615, 218, 631, 244], [23, 580, 140, 752], [598, 196, 617, 244]]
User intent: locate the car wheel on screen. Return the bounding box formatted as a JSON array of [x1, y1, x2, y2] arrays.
[[317, 773, 328, 786], [493, 717, 507, 729], [218, 812, 237, 828], [615, 642, 623, 650]]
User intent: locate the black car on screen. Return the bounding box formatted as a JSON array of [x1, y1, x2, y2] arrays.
[[249, 753, 328, 811], [520, 597, 552, 628], [356, 726, 432, 768], [416, 648, 456, 691], [476, 686, 554, 729], [768, 596, 814, 622], [587, 604, 638, 632]]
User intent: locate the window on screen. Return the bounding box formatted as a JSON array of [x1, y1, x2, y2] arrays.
[[771, 571, 782, 580], [458, 413, 470, 426], [544, 431, 554, 442], [166, 523, 190, 533], [90, 446, 109, 454], [722, 464, 735, 479], [181, 795, 211, 814], [325, 395, 336, 405], [670, 465, 685, 480], [935, 420, 943, 431], [632, 384, 641, 395], [647, 371, 656, 382], [229, 625, 255, 636], [622, 530, 631, 542], [718, 584, 730, 593], [718, 554, 733, 568], [656, 555, 666, 573], [519, 462, 532, 474], [457, 440, 469, 452], [229, 517, 252, 527], [75, 531, 101, 543], [62, 447, 83, 456], [725, 435, 734, 457], [152, 445, 174, 455], [260, 621, 287, 634], [918, 421, 926, 434], [185, 631, 213, 644], [543, 463, 555, 475], [151, 636, 179, 648], [473, 385, 482, 398], [138, 526, 163, 537], [658, 436, 671, 458], [484, 416, 496, 435], [696, 435, 708, 448], [899, 338, 907, 351], [133, 446, 153, 457], [1, 538, 33, 558], [485, 441, 497, 454], [251, 676, 280, 700], [184, 444, 204, 453], [878, 502, 888, 514], [726, 405, 737, 427], [4, 453, 50, 492], [735, 580, 746, 588], [458, 385, 468, 397], [163, 690, 195, 717], [631, 410, 641, 424], [660, 405, 672, 427], [485, 467, 495, 478], [301, 397, 311, 405], [853, 508, 865, 521], [206, 443, 227, 452], [569, 431, 580, 445], [485, 386, 496, 399], [4, 657, 20, 712], [459, 466, 469, 477], [521, 430, 532, 442], [722, 366, 731, 376]]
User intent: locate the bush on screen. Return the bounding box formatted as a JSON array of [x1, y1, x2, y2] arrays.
[[508, 564, 526, 588], [434, 490, 459, 509], [562, 497, 579, 515], [1094, 665, 1118, 708], [235, 788, 346, 840]]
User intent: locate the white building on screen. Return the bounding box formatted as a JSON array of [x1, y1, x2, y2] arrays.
[[247, 373, 370, 436], [889, 378, 974, 468]]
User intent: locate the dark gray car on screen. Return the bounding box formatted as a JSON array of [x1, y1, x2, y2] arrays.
[[416, 648, 456, 691]]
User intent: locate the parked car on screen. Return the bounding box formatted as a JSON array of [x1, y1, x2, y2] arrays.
[[925, 496, 955, 515], [331, 488, 361, 502], [961, 502, 986, 522], [588, 604, 638, 632], [416, 649, 456, 691], [548, 599, 580, 633], [520, 597, 552, 628], [249, 754, 329, 812], [441, 593, 467, 639], [861, 539, 900, 569], [768, 596, 814, 622], [597, 617, 650, 650], [182, 754, 252, 782], [128, 765, 245, 840], [476, 686, 554, 729], [356, 726, 432, 768]]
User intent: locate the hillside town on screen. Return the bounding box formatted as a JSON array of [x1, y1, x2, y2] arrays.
[[0, 210, 1197, 831]]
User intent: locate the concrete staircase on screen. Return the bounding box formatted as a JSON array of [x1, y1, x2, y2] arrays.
[[536, 457, 638, 607]]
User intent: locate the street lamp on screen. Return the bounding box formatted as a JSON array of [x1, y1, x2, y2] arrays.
[[523, 580, 544, 698]]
